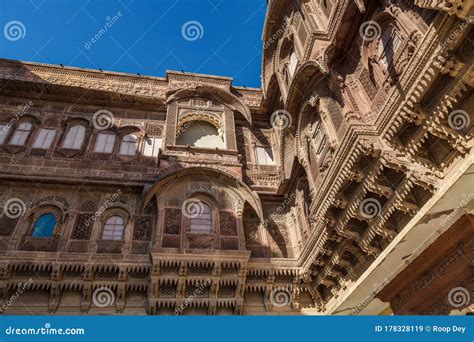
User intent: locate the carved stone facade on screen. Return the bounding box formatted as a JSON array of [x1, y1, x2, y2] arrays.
[[0, 1, 472, 315]]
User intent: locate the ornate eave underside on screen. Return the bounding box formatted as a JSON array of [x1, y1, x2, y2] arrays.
[[321, 159, 474, 315]]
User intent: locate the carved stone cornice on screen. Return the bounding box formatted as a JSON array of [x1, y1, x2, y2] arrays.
[[413, 0, 474, 18], [0, 59, 262, 112]]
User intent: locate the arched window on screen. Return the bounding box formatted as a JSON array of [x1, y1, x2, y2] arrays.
[[102, 216, 125, 240], [289, 50, 298, 77], [10, 122, 32, 146], [32, 213, 57, 238], [119, 134, 137, 156], [94, 133, 116, 153], [62, 125, 86, 149], [176, 121, 225, 149], [189, 201, 213, 234]]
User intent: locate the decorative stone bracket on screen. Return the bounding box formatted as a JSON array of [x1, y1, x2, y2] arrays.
[[414, 0, 473, 18]]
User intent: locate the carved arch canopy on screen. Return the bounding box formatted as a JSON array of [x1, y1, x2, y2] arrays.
[[143, 167, 262, 251], [278, 60, 342, 183], [164, 85, 251, 151], [29, 196, 70, 224], [295, 98, 338, 188], [166, 85, 252, 124], [143, 167, 264, 222], [261, 0, 301, 91], [285, 60, 330, 122]]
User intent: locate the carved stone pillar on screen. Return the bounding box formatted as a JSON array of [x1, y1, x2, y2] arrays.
[[115, 284, 126, 313], [235, 206, 246, 250], [48, 284, 61, 313], [80, 284, 92, 313]]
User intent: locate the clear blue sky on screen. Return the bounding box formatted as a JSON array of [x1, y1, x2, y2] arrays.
[[0, 0, 266, 87]]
